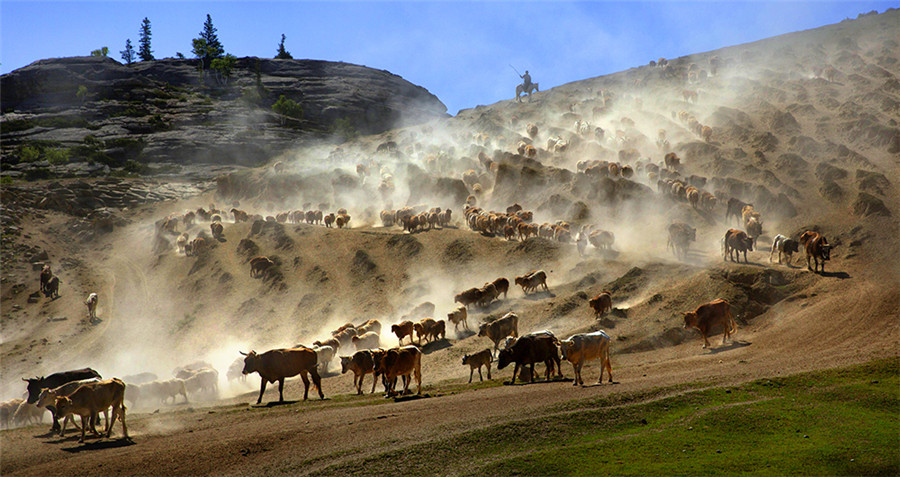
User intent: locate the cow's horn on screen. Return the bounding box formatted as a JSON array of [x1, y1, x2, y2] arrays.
[[239, 351, 248, 356]]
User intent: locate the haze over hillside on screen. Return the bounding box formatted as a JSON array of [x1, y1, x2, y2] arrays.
[[1, 9, 898, 476]]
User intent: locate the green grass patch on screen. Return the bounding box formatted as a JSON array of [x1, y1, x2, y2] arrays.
[[315, 358, 899, 476]]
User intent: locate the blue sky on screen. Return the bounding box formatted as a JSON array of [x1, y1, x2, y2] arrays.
[[1, 1, 896, 115]]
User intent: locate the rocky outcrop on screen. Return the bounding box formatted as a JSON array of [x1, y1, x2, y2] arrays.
[[1, 56, 447, 169]]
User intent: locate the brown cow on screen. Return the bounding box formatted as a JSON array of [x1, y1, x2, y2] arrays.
[[391, 320, 415, 346], [413, 318, 437, 344], [683, 299, 737, 349], [724, 229, 753, 263], [491, 277, 510, 299], [514, 270, 548, 294], [454, 287, 483, 308], [240, 347, 324, 404], [249, 256, 275, 278], [210, 221, 224, 239], [377, 346, 422, 397], [54, 378, 128, 442], [589, 292, 612, 317], [478, 312, 519, 354], [340, 350, 379, 395], [447, 306, 469, 333], [805, 232, 832, 273], [462, 348, 493, 383], [560, 330, 613, 386]]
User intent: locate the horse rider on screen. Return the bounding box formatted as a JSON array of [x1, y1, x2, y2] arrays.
[[520, 70, 532, 90]]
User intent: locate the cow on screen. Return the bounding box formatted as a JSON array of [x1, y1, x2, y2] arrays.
[[376, 346, 422, 397], [36, 378, 104, 431], [462, 348, 493, 383], [497, 332, 562, 384], [683, 299, 737, 349], [447, 306, 469, 333], [54, 378, 128, 442], [340, 350, 379, 395], [514, 270, 548, 294], [429, 320, 446, 342], [490, 277, 510, 299], [183, 368, 218, 396], [454, 287, 483, 309], [770, 234, 800, 265], [726, 198, 751, 225], [560, 331, 613, 386], [413, 318, 437, 345], [352, 331, 381, 351], [240, 347, 324, 404], [40, 265, 52, 294], [478, 312, 519, 355], [805, 232, 832, 273], [746, 217, 763, 247], [667, 222, 697, 260], [23, 367, 102, 432], [85, 292, 99, 321], [141, 379, 189, 405], [391, 320, 415, 346], [588, 292, 612, 317], [724, 229, 753, 263], [44, 276, 60, 299]]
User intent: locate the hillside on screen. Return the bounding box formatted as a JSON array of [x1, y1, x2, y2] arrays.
[[0, 56, 448, 175], [1, 9, 898, 476]]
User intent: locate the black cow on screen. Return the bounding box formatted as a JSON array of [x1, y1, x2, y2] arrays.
[[497, 332, 562, 384], [23, 367, 102, 431]]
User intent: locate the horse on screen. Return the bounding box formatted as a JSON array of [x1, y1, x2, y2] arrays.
[[516, 83, 539, 102]]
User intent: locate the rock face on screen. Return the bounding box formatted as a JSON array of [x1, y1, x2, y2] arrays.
[[1, 56, 447, 168]]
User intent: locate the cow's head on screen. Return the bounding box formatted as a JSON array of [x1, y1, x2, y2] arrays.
[[496, 348, 513, 370], [819, 244, 832, 261], [55, 396, 73, 421], [743, 236, 754, 251], [559, 340, 574, 361], [22, 377, 44, 404], [683, 312, 699, 329], [239, 351, 258, 375], [514, 276, 526, 287], [461, 354, 470, 365], [477, 323, 489, 337], [785, 240, 800, 254], [339, 356, 351, 374], [37, 388, 55, 408]]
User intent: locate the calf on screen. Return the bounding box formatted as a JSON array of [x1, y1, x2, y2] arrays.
[[462, 348, 493, 383], [447, 306, 469, 333], [55, 378, 128, 442], [683, 299, 737, 348], [588, 292, 612, 317], [770, 234, 799, 265]]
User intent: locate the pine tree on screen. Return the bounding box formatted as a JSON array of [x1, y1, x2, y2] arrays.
[[193, 14, 224, 69], [275, 34, 293, 60], [120, 39, 136, 64], [138, 17, 154, 61]]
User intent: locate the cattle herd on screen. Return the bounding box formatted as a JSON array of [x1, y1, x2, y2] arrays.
[[10, 96, 838, 441]]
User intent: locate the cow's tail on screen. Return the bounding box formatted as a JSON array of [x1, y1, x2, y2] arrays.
[[727, 308, 737, 335]]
